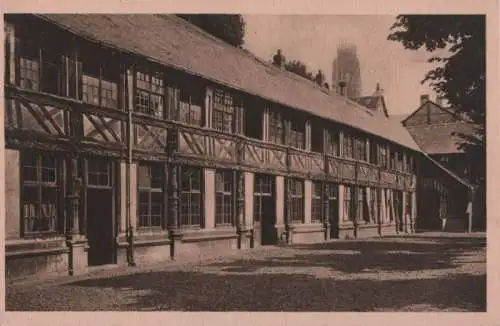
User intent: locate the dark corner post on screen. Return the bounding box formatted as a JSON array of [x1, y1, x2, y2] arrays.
[[167, 133, 182, 259], [284, 177, 294, 244], [126, 84, 136, 267], [236, 169, 247, 249], [66, 152, 83, 276], [323, 181, 330, 241]]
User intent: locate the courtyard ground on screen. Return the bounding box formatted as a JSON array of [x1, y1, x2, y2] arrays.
[[5, 232, 486, 311]]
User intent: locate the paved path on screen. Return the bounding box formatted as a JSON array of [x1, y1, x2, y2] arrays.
[[6, 233, 486, 311]]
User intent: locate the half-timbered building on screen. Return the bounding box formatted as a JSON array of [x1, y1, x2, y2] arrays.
[[4, 14, 449, 280], [402, 95, 484, 232]]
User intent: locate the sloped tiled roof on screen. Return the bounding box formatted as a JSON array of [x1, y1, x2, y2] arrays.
[[405, 122, 478, 154], [35, 14, 421, 151]]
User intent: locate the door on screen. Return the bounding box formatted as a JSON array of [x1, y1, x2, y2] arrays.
[[254, 174, 277, 245], [85, 156, 115, 266], [327, 183, 340, 239]]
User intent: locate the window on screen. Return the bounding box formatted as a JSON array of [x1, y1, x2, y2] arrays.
[[180, 166, 203, 227], [289, 119, 305, 149], [343, 132, 354, 158], [311, 123, 323, 153], [379, 145, 388, 168], [135, 70, 165, 118], [21, 151, 59, 235], [356, 187, 365, 222], [213, 88, 235, 133], [325, 128, 339, 156], [179, 81, 203, 126], [81, 58, 119, 109], [343, 185, 354, 222], [18, 37, 62, 95], [215, 170, 234, 226], [370, 141, 378, 165], [289, 179, 304, 224], [245, 105, 263, 140], [311, 182, 322, 223], [253, 174, 273, 222], [137, 163, 163, 229], [269, 109, 284, 144], [389, 150, 396, 170], [370, 188, 379, 224], [87, 157, 112, 187], [354, 136, 367, 161], [405, 192, 412, 216]]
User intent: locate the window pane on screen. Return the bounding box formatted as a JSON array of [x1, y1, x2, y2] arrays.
[[82, 74, 100, 106], [22, 151, 38, 182]]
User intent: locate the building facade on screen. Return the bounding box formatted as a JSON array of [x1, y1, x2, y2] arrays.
[[4, 14, 422, 280], [402, 95, 483, 232]]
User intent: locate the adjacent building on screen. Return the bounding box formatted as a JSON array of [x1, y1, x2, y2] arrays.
[[2, 14, 472, 281], [401, 95, 484, 232]]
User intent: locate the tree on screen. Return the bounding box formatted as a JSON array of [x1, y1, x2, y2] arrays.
[[284, 59, 314, 81], [178, 14, 246, 47], [388, 15, 485, 185]]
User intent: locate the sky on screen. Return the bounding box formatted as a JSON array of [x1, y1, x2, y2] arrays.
[[242, 15, 441, 116]]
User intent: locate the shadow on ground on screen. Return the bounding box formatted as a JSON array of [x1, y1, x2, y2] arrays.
[[6, 236, 486, 311], [27, 271, 485, 311]]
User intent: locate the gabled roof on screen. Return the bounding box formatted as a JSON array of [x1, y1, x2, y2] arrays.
[[402, 99, 478, 154], [34, 14, 421, 152], [405, 122, 478, 154]]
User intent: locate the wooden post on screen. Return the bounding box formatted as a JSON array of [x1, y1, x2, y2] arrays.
[[125, 67, 136, 267], [323, 181, 330, 240], [284, 178, 294, 244], [236, 170, 247, 249], [168, 163, 181, 259]]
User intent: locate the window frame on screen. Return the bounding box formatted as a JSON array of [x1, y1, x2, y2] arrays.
[[212, 88, 236, 134], [16, 29, 65, 96], [134, 67, 166, 118], [268, 108, 284, 145], [215, 169, 234, 226], [289, 178, 305, 224], [253, 174, 274, 223], [136, 162, 164, 230], [179, 165, 204, 228], [178, 78, 204, 127], [20, 150, 61, 237], [311, 181, 323, 223]]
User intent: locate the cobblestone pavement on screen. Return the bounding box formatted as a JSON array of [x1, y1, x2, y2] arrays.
[[6, 233, 486, 311]]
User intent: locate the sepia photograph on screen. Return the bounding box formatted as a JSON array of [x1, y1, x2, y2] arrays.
[[1, 1, 493, 320]]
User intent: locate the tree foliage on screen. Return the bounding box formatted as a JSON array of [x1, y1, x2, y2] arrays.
[[178, 14, 246, 47], [284, 59, 315, 81], [388, 15, 485, 185]]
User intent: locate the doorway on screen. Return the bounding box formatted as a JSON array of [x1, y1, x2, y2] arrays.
[[85, 156, 116, 266], [254, 173, 277, 245]]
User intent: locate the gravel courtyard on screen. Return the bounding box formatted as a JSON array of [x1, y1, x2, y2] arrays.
[[6, 233, 486, 312]]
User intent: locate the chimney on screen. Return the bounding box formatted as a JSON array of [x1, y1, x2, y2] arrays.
[[273, 49, 286, 71], [420, 94, 429, 105]]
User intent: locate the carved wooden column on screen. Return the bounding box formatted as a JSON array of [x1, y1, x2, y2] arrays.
[[65, 152, 86, 276], [352, 186, 359, 239], [322, 181, 330, 241], [284, 177, 294, 244], [168, 163, 182, 259], [236, 170, 248, 249]]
